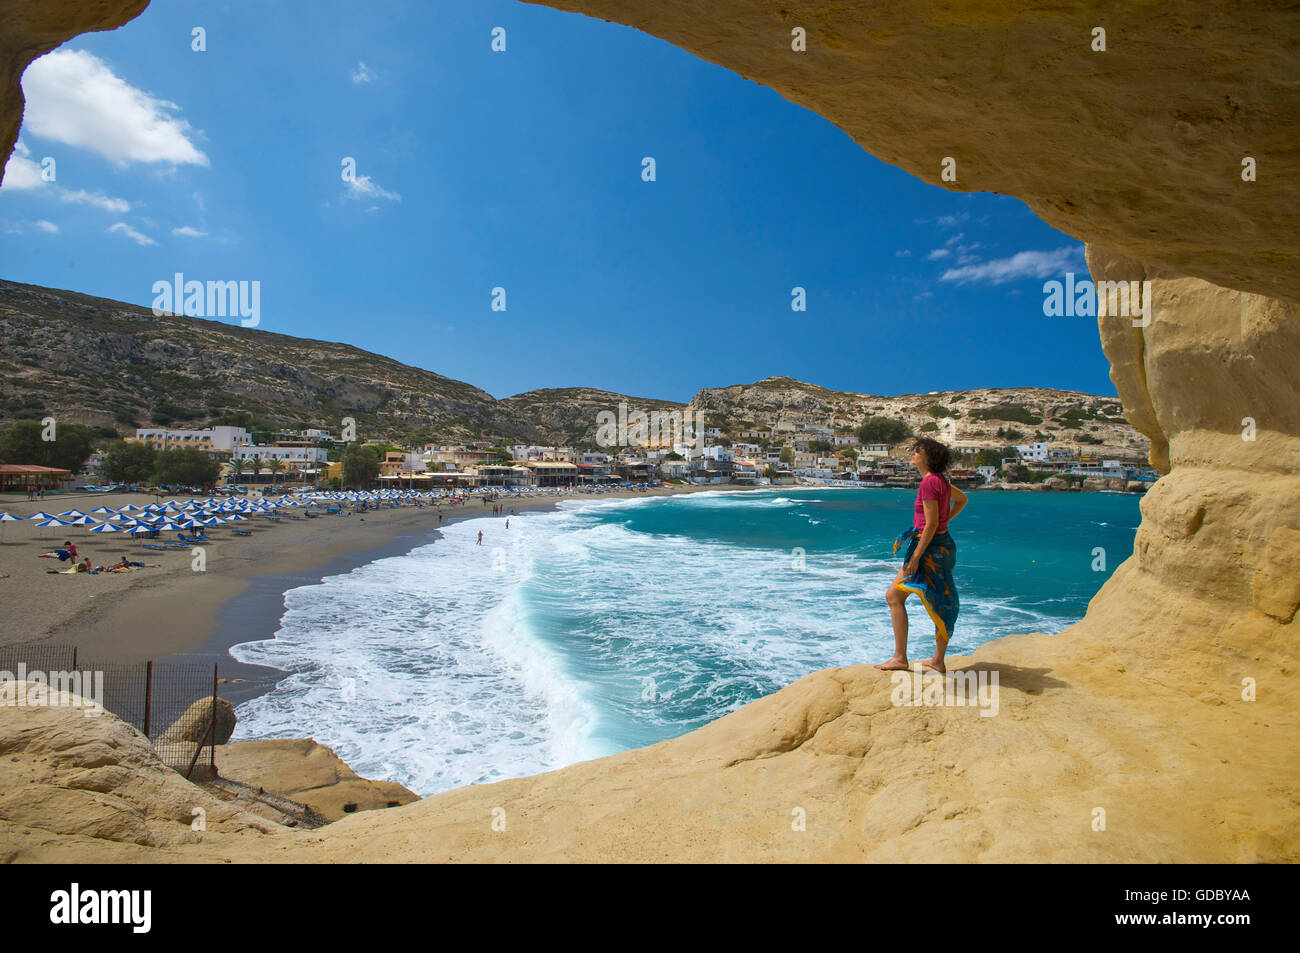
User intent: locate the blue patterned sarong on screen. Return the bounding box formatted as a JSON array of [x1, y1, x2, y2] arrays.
[[893, 526, 959, 643]]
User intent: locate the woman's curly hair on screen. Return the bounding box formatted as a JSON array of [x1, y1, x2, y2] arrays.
[[910, 436, 952, 475]]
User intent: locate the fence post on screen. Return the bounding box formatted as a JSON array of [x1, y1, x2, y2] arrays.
[[71, 646, 77, 670], [210, 663, 218, 774], [142, 660, 153, 738]]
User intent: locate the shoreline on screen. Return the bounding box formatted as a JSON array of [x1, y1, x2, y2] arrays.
[[0, 483, 752, 690], [167, 483, 758, 708], [0, 481, 1140, 713]]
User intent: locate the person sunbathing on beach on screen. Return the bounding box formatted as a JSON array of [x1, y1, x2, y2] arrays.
[[875, 437, 968, 675], [47, 559, 90, 574], [116, 556, 158, 570]]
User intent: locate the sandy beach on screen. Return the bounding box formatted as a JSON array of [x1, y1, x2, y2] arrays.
[[0, 483, 750, 667]]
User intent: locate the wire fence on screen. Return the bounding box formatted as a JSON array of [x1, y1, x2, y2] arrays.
[[0, 642, 221, 778]]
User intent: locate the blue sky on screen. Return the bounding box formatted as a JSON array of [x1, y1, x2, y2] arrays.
[[0, 0, 1111, 403]]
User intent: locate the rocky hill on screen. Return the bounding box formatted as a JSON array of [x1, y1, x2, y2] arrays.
[[691, 376, 1149, 457], [498, 387, 686, 446], [0, 280, 1144, 455], [0, 279, 539, 445]]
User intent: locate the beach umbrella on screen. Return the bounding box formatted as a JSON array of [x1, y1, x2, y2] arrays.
[[68, 515, 99, 526], [57, 510, 86, 519], [116, 504, 141, 512], [155, 522, 182, 531], [89, 523, 118, 534], [26, 511, 56, 521], [90, 506, 114, 515], [127, 523, 155, 545], [0, 511, 22, 541]]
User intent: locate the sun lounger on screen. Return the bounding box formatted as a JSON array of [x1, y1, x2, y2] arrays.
[[178, 534, 208, 543], [161, 540, 190, 548], [141, 543, 168, 551], [232, 528, 252, 536]]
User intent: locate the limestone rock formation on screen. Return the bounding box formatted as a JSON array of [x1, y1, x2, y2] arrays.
[[161, 696, 237, 745], [0, 682, 283, 862], [216, 739, 419, 823]]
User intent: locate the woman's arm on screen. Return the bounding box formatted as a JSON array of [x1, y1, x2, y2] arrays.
[[908, 499, 940, 574], [949, 483, 968, 521]]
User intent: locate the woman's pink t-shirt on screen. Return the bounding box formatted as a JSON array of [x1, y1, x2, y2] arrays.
[[913, 473, 951, 531]]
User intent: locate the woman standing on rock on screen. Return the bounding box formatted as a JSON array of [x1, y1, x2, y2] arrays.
[[875, 437, 967, 673]]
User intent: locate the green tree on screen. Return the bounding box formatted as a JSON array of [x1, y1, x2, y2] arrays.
[[855, 416, 911, 446], [229, 456, 247, 483], [153, 448, 220, 487], [342, 444, 380, 489], [808, 439, 833, 453], [664, 451, 684, 461], [101, 440, 157, 483], [268, 457, 285, 487], [0, 420, 95, 473], [779, 446, 795, 465]]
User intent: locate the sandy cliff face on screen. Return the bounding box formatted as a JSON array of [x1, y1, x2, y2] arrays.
[[0, 0, 1295, 862]]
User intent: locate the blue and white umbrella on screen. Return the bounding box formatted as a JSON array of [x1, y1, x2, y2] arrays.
[[0, 511, 22, 541]]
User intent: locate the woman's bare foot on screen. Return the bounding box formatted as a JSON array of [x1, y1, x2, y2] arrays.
[[874, 656, 910, 670], [919, 657, 946, 674]]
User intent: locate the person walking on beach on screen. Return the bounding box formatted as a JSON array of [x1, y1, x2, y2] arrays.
[[875, 437, 968, 674], [477, 530, 483, 545]]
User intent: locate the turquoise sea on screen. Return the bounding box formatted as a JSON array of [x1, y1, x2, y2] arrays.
[[230, 487, 1142, 796]]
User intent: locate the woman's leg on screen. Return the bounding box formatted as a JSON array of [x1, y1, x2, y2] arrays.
[[875, 569, 911, 669], [920, 631, 949, 674]]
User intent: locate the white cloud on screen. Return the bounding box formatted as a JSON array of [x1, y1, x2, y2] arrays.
[[351, 61, 377, 84], [192, 191, 206, 211], [926, 248, 951, 261], [939, 247, 1083, 285], [1, 140, 48, 190], [59, 188, 131, 213], [895, 249, 911, 258], [2, 218, 59, 234], [172, 225, 207, 237], [106, 221, 155, 246], [21, 49, 208, 166], [343, 174, 401, 203], [936, 213, 969, 228]]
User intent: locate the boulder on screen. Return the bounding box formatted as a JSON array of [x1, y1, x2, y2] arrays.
[[216, 739, 419, 823], [161, 696, 236, 745]]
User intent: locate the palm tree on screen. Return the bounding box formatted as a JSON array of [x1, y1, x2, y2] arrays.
[[268, 457, 285, 489], [246, 454, 262, 488], [230, 457, 247, 485]]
